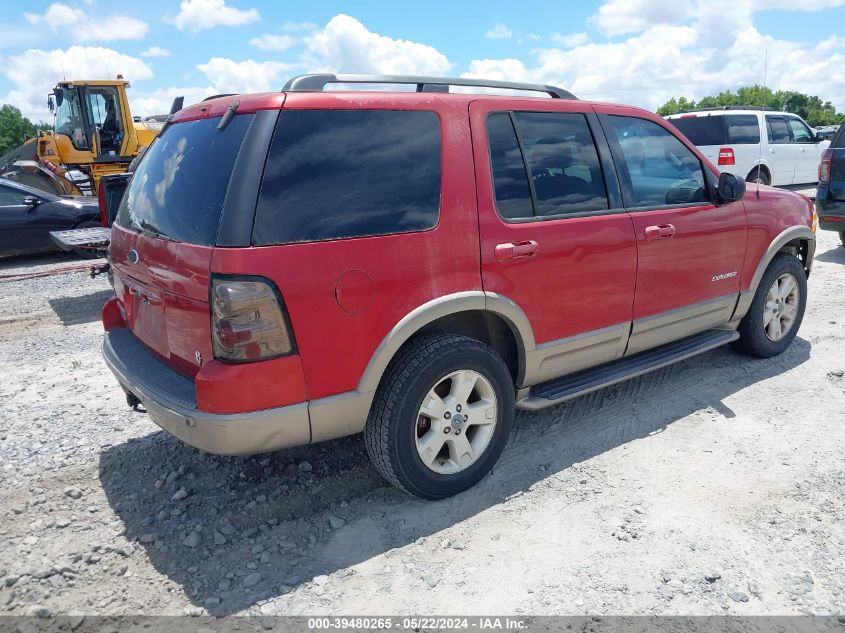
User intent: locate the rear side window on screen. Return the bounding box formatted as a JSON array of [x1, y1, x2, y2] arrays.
[[669, 116, 726, 146], [726, 115, 760, 144], [606, 115, 708, 208], [253, 110, 441, 245], [487, 111, 608, 220], [117, 114, 253, 245]]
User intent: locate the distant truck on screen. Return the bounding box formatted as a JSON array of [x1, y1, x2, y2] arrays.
[[666, 107, 829, 186], [0, 77, 180, 197]]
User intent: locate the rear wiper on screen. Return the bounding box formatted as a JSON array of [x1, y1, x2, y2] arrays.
[[130, 219, 178, 243]]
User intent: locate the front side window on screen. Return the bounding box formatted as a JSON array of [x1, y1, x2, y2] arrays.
[[767, 117, 791, 144], [487, 111, 608, 220], [54, 88, 87, 151], [253, 110, 441, 245], [786, 117, 813, 143], [606, 116, 708, 208]]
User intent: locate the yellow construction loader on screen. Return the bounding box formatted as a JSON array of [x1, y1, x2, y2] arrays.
[[0, 77, 181, 196]]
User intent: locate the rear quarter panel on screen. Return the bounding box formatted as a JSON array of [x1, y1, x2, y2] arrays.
[[211, 93, 481, 401]]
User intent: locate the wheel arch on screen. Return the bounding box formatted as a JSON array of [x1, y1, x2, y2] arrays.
[[357, 291, 535, 395], [733, 225, 815, 320]]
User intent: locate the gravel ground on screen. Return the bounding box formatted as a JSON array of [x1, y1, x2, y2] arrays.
[[0, 231, 843, 618]]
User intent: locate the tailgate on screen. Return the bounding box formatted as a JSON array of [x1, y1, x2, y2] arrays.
[[110, 224, 213, 379]]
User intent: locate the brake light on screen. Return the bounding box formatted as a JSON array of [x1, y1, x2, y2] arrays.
[[97, 183, 108, 227], [819, 148, 833, 183], [211, 277, 295, 362], [718, 147, 735, 166]]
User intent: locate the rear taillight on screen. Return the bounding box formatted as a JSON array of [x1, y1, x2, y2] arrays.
[[718, 147, 735, 166], [819, 148, 833, 183], [97, 183, 108, 227], [211, 277, 295, 362]]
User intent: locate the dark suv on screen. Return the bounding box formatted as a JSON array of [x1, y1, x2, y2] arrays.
[[817, 125, 845, 245], [101, 74, 815, 499]]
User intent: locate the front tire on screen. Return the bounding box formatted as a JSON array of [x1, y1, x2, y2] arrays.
[[364, 334, 514, 499], [732, 253, 807, 358]]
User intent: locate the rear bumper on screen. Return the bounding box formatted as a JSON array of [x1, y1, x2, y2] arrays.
[[102, 329, 311, 455]]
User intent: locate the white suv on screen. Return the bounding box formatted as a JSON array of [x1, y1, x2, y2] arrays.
[[666, 108, 829, 186]]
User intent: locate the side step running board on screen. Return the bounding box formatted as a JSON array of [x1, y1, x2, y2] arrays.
[[517, 328, 739, 411]]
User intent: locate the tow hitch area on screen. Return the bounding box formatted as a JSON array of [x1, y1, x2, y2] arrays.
[[50, 226, 112, 253]]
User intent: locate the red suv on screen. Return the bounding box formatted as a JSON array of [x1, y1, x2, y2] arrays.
[[101, 74, 816, 499]]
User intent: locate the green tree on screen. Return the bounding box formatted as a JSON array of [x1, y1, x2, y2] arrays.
[[0, 105, 51, 156], [656, 86, 845, 127]]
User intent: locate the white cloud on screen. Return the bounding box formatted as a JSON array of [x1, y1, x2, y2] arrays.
[[304, 14, 451, 75], [196, 57, 294, 93], [466, 2, 845, 112], [131, 86, 216, 118], [550, 32, 589, 48], [485, 24, 513, 40], [140, 46, 171, 58], [589, 0, 694, 36], [1, 46, 153, 121], [250, 34, 296, 52], [24, 3, 148, 42], [164, 0, 259, 32]]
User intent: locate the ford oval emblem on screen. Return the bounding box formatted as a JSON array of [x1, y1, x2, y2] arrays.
[[128, 249, 139, 264]]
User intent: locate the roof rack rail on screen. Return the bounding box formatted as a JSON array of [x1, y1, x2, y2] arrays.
[[282, 74, 576, 100], [678, 105, 776, 114]]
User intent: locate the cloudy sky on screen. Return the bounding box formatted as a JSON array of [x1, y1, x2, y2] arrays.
[[1, 0, 844, 121]]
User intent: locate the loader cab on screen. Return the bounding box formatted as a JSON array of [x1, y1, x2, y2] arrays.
[[51, 80, 132, 159]]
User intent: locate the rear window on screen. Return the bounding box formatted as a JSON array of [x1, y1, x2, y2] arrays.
[[117, 114, 253, 246], [670, 116, 725, 146], [253, 109, 441, 245]]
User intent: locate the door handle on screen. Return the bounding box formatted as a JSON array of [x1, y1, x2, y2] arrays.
[[495, 240, 539, 261], [769, 148, 775, 153], [644, 224, 675, 241]]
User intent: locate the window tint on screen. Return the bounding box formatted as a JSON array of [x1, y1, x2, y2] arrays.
[[767, 117, 790, 144], [487, 113, 533, 219], [786, 118, 812, 143], [514, 112, 608, 216], [607, 116, 708, 208], [0, 186, 27, 205], [669, 116, 726, 146], [253, 110, 441, 245], [117, 113, 253, 246], [726, 115, 760, 144]]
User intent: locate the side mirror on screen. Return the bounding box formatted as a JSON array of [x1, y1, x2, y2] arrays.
[[815, 130, 827, 142], [716, 172, 746, 204], [23, 196, 40, 210]]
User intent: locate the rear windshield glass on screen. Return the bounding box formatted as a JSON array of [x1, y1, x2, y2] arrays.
[[117, 114, 253, 246], [253, 109, 441, 245]]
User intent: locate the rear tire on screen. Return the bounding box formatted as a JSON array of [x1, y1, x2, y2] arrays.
[[746, 167, 771, 185], [731, 253, 806, 358], [364, 333, 514, 499]]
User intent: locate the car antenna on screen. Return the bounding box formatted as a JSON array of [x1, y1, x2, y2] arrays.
[[756, 49, 767, 199]]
